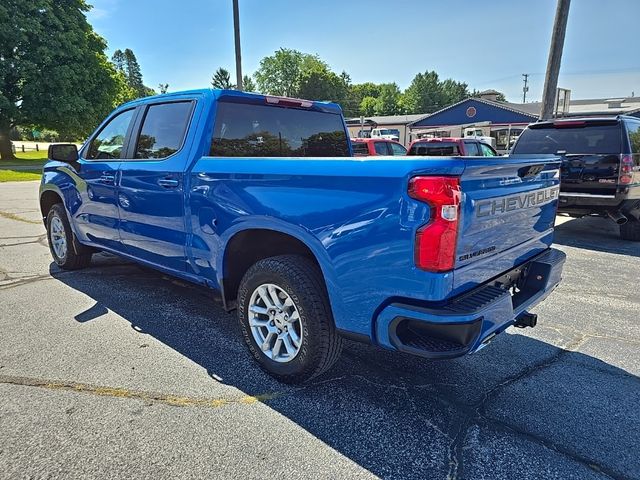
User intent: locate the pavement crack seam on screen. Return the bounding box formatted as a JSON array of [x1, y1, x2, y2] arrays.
[[0, 211, 41, 225], [0, 374, 284, 409]]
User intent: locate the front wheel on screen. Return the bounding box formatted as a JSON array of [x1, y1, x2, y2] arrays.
[[238, 255, 343, 384], [620, 218, 640, 241], [46, 204, 92, 270]]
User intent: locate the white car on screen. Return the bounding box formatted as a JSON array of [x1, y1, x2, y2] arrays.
[[370, 128, 400, 142]]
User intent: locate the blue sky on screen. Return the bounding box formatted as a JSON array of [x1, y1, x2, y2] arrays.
[[87, 0, 640, 102]]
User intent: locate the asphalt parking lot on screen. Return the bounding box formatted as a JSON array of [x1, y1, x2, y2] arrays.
[[1, 180, 638, 480]]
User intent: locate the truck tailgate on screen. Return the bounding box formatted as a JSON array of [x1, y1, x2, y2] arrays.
[[453, 155, 561, 290]]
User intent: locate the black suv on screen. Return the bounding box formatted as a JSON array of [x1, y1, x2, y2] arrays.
[[511, 116, 640, 240]]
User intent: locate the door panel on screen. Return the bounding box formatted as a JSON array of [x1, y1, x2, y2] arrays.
[[118, 101, 194, 272], [74, 108, 136, 250]]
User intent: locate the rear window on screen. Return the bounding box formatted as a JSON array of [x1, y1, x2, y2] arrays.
[[408, 142, 460, 156], [210, 101, 349, 157], [351, 142, 368, 155], [512, 124, 623, 155]]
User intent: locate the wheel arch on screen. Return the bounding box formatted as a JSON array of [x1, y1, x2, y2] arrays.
[[39, 189, 64, 224], [219, 226, 338, 314]]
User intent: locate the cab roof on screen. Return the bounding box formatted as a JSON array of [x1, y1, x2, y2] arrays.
[[119, 88, 344, 115]]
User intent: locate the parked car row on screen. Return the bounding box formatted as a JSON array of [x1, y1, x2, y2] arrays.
[[350, 137, 497, 157]]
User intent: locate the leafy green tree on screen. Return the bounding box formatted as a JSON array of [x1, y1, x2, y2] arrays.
[[242, 75, 256, 92], [123, 48, 145, 97], [254, 48, 326, 97], [439, 78, 469, 106], [158, 83, 169, 94], [211, 67, 235, 89], [0, 0, 128, 160], [297, 64, 349, 105], [112, 49, 126, 73], [352, 82, 382, 101], [374, 83, 403, 116], [360, 96, 377, 116], [403, 71, 469, 114], [402, 71, 443, 114], [111, 48, 151, 101]]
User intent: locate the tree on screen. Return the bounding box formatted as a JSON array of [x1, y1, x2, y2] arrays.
[[439, 78, 469, 106], [360, 96, 377, 116], [111, 48, 150, 100], [402, 71, 469, 114], [374, 83, 403, 116], [402, 71, 443, 114], [254, 48, 326, 97], [297, 64, 349, 105], [158, 83, 169, 94], [112, 49, 126, 73], [123, 48, 145, 97], [242, 75, 256, 92], [211, 67, 235, 89], [0, 0, 128, 160]]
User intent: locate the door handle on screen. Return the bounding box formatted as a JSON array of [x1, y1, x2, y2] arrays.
[[100, 173, 115, 184], [157, 178, 179, 188]]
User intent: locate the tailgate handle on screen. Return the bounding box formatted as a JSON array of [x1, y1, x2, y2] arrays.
[[518, 165, 544, 179]]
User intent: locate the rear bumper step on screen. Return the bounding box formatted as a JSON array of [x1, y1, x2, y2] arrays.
[[374, 248, 566, 359]]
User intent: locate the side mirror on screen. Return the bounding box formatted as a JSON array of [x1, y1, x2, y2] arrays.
[[48, 143, 78, 163]]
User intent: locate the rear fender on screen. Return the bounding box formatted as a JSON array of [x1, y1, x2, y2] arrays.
[[217, 217, 345, 327]]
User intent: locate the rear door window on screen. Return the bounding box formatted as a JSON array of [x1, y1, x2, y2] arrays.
[[464, 142, 480, 156], [512, 124, 623, 155], [135, 102, 193, 159], [211, 101, 349, 157], [374, 142, 390, 155]]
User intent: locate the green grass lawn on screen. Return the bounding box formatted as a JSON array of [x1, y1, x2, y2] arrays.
[[0, 169, 42, 182], [15, 150, 48, 161], [2, 151, 48, 168]]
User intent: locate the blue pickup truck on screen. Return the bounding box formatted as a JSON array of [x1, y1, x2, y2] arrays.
[[40, 89, 566, 383]]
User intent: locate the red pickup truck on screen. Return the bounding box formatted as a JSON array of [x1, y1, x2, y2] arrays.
[[351, 138, 407, 156], [407, 137, 497, 156]]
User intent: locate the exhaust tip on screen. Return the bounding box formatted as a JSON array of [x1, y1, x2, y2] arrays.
[[607, 211, 628, 225]]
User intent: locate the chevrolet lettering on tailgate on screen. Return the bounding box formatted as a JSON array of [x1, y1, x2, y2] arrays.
[[476, 186, 560, 217]]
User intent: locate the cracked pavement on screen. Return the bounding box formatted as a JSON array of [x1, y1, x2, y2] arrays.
[[0, 181, 639, 479]]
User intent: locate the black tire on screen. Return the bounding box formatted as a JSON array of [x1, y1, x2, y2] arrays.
[[46, 203, 93, 270], [620, 218, 640, 241], [238, 255, 343, 384]]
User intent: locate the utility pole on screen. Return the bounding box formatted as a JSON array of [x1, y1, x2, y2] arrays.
[[540, 0, 571, 120], [232, 0, 243, 91], [522, 74, 529, 103]]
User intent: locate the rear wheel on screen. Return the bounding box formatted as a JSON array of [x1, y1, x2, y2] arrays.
[[46, 204, 93, 270], [237, 255, 343, 383], [620, 218, 640, 241]]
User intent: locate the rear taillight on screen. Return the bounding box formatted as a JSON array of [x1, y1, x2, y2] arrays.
[[619, 155, 634, 185], [408, 176, 461, 272]]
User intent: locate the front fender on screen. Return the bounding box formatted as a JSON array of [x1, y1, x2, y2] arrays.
[[40, 164, 85, 238]]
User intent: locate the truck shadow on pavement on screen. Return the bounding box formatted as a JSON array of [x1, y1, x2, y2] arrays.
[[554, 216, 640, 257], [50, 255, 640, 480]]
